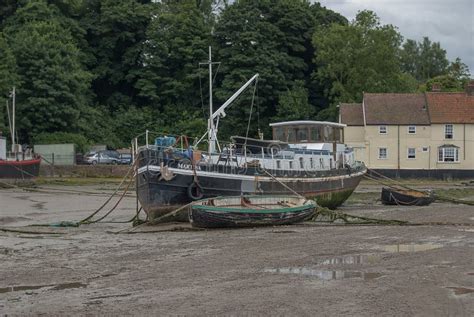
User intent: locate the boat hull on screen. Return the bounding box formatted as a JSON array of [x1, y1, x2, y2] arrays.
[[136, 162, 365, 220], [189, 196, 315, 228], [381, 187, 434, 206], [0, 158, 41, 179]]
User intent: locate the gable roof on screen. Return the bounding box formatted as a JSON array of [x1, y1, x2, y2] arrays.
[[363, 93, 430, 125], [340, 103, 364, 126], [425, 92, 474, 124]]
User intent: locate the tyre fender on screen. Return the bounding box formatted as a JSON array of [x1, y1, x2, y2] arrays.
[[187, 182, 204, 200]]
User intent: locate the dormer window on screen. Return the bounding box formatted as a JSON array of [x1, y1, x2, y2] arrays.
[[408, 126, 416, 134], [379, 126, 387, 134], [445, 124, 453, 139]]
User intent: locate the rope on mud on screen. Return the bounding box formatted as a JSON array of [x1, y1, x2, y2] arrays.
[[432, 195, 474, 206], [25, 160, 140, 228], [310, 206, 409, 225], [0, 227, 65, 235], [116, 202, 195, 234], [77, 160, 138, 224], [308, 206, 474, 227]]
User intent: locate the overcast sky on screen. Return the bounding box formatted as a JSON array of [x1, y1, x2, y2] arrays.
[[317, 0, 474, 75]]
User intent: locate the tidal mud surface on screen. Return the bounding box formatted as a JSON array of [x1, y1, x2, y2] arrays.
[[1, 182, 473, 316]]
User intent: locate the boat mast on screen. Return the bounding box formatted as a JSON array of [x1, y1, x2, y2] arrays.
[[208, 46, 214, 154], [11, 87, 16, 153]]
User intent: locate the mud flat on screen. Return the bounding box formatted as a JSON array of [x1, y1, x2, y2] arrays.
[[1, 182, 473, 316]]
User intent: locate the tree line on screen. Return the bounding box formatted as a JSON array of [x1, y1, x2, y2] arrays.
[[0, 0, 470, 151]]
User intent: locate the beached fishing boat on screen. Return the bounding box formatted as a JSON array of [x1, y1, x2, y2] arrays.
[[134, 47, 366, 220], [381, 187, 434, 206], [0, 88, 40, 179], [189, 195, 316, 228]]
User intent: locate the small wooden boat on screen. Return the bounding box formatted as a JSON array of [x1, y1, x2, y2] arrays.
[[189, 195, 316, 228], [381, 187, 434, 206]]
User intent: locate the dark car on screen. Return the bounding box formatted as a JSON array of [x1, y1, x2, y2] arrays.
[[84, 150, 120, 165], [119, 153, 132, 165]]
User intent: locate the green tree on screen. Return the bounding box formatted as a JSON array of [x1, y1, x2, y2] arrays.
[[273, 80, 313, 121], [136, 0, 211, 111], [313, 10, 416, 116], [80, 0, 152, 110], [0, 32, 18, 136], [400, 39, 419, 76], [448, 57, 471, 83], [214, 0, 344, 138], [418, 37, 449, 81], [4, 1, 92, 142]]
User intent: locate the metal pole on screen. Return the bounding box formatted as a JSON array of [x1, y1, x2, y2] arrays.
[[145, 130, 149, 149], [11, 87, 16, 153], [208, 46, 214, 155]]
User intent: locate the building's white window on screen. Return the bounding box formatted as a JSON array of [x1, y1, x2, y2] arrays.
[[438, 146, 459, 162], [408, 126, 416, 134], [379, 126, 387, 134], [445, 124, 453, 139], [422, 147, 429, 152], [407, 148, 416, 159], [378, 148, 387, 159]]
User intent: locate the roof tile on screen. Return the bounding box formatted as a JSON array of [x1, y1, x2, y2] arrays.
[[425, 92, 474, 124], [363, 93, 430, 125], [340, 103, 364, 126]]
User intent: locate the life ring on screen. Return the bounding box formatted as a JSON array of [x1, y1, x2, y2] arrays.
[[187, 182, 204, 200]]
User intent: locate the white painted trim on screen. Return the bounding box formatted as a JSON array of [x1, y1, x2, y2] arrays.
[[137, 165, 366, 182], [269, 121, 346, 128]]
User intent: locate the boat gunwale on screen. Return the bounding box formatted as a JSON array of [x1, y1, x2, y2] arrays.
[[191, 195, 316, 214]]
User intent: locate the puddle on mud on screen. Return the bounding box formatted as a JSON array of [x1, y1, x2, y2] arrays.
[[446, 287, 474, 296], [318, 254, 380, 266], [378, 244, 443, 253], [0, 285, 52, 294], [51, 282, 87, 291], [0, 282, 87, 294], [264, 268, 383, 280]]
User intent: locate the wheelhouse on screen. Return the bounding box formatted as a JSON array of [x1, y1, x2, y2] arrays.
[[270, 121, 345, 144]]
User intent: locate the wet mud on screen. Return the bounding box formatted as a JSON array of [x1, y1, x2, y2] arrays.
[[1, 182, 473, 315]]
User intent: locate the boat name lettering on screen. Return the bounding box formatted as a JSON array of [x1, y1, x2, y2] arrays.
[[178, 163, 201, 170]]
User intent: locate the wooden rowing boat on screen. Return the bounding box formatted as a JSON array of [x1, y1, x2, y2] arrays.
[[189, 195, 316, 228], [381, 187, 434, 206]]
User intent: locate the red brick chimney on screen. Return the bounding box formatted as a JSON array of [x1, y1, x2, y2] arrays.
[[466, 80, 474, 96], [431, 83, 441, 92]]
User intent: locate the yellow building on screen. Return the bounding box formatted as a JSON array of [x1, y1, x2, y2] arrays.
[[339, 82, 474, 178]]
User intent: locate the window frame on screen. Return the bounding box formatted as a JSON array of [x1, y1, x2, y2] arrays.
[[407, 147, 416, 159], [408, 126, 416, 134], [378, 147, 388, 160], [379, 125, 387, 134], [438, 146, 459, 163], [444, 124, 454, 139]]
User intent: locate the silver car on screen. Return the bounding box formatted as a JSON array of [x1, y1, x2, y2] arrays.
[[84, 151, 120, 165]]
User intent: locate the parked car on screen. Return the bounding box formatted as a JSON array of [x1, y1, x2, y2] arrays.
[[119, 153, 132, 165], [84, 150, 120, 165]]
